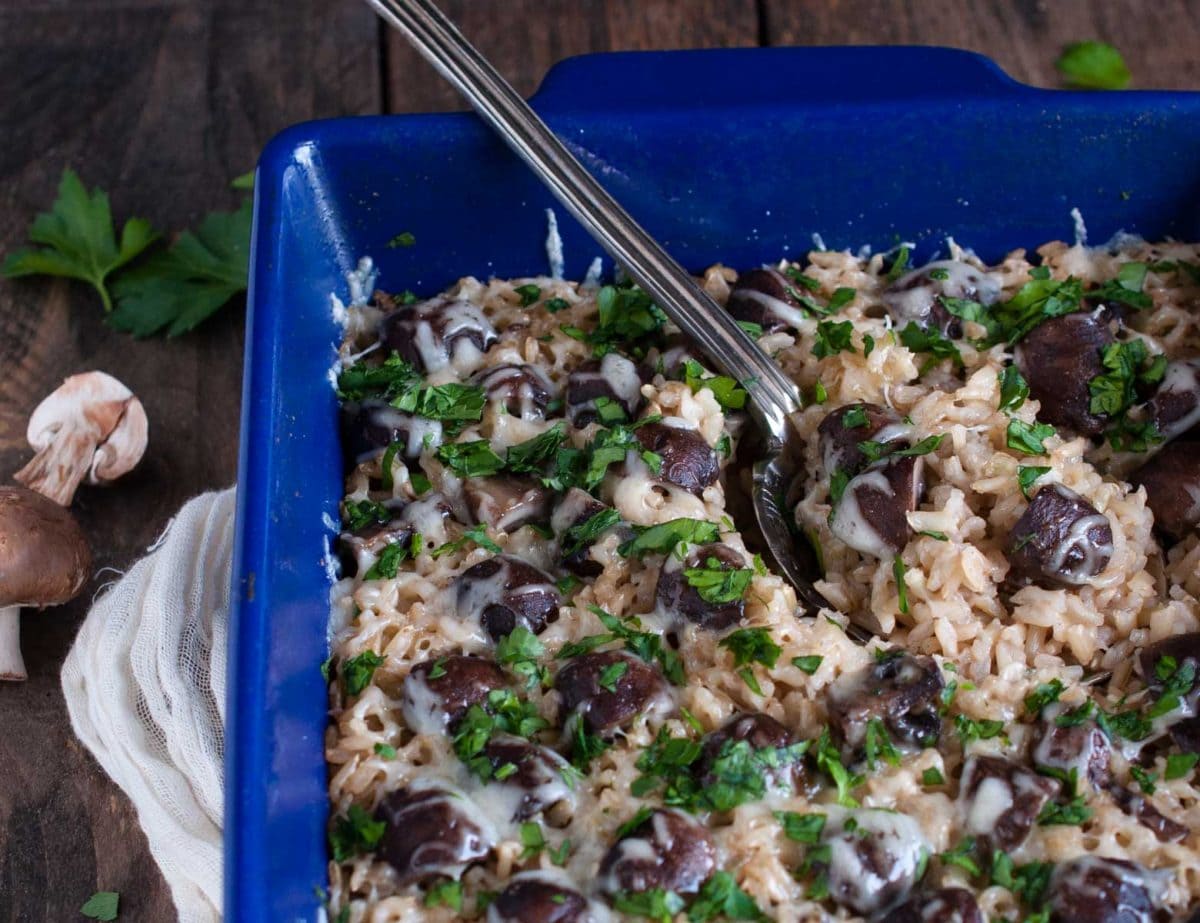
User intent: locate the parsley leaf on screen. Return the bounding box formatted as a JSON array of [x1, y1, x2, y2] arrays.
[[775, 811, 826, 844], [954, 714, 1006, 745], [940, 838, 982, 877], [343, 498, 392, 531], [990, 271, 1084, 344], [80, 892, 121, 922], [1018, 465, 1051, 499], [495, 626, 547, 690], [922, 766, 945, 786], [813, 320, 856, 358], [1024, 679, 1065, 715], [3, 168, 158, 313], [562, 506, 621, 557], [453, 689, 549, 780], [893, 556, 909, 614], [1090, 262, 1152, 309], [813, 727, 862, 806], [619, 518, 721, 558], [423, 880, 462, 911], [1056, 41, 1131, 90], [341, 651, 385, 696], [506, 422, 568, 474], [684, 557, 754, 604], [110, 198, 251, 337], [899, 322, 962, 371], [437, 440, 505, 478], [885, 246, 911, 282], [1037, 795, 1093, 827], [337, 353, 422, 402], [363, 537, 418, 580], [1166, 752, 1200, 780], [612, 889, 686, 923], [329, 804, 386, 861], [998, 365, 1030, 412], [590, 606, 686, 685], [430, 524, 502, 558], [681, 359, 748, 411], [686, 871, 766, 922], [1006, 418, 1057, 455], [392, 382, 486, 422], [514, 283, 541, 306], [719, 628, 781, 695], [589, 284, 668, 357], [865, 717, 902, 769], [792, 654, 823, 674]]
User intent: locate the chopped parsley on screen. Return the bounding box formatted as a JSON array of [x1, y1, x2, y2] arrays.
[[583, 606, 686, 685], [898, 322, 962, 371], [681, 359, 748, 411], [343, 498, 392, 532], [1166, 753, 1200, 780], [495, 626, 548, 690], [828, 287, 857, 312], [340, 651, 385, 697], [859, 433, 944, 464], [569, 716, 611, 770], [587, 283, 668, 358], [1090, 262, 1152, 309], [598, 660, 629, 692], [1018, 465, 1051, 499], [362, 535, 420, 580], [452, 689, 549, 781], [684, 557, 754, 604], [885, 246, 912, 282], [1089, 339, 1167, 418], [775, 811, 826, 844], [514, 283, 541, 306], [619, 518, 721, 558], [922, 766, 946, 786], [989, 269, 1084, 344], [991, 852, 1054, 908], [1037, 794, 1093, 827], [998, 365, 1030, 412], [612, 889, 686, 923], [792, 655, 823, 675], [1130, 765, 1157, 794], [80, 892, 120, 922], [506, 422, 568, 473], [813, 727, 863, 807], [329, 804, 386, 860], [813, 320, 856, 359], [842, 406, 869, 429], [940, 838, 982, 877], [1006, 418, 1057, 455], [430, 524, 503, 558], [1024, 679, 1065, 715], [436, 439, 504, 477], [337, 352, 421, 402], [423, 880, 462, 912], [685, 871, 766, 922], [373, 742, 397, 759], [828, 468, 850, 505], [864, 717, 901, 769], [719, 628, 781, 695], [544, 296, 570, 312], [893, 556, 909, 614], [561, 506, 621, 557], [954, 714, 1006, 745]]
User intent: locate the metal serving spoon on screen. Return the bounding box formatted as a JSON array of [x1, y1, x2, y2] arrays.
[[364, 0, 832, 618]]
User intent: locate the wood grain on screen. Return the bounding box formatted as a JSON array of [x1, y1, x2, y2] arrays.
[[0, 1, 378, 919], [764, 0, 1200, 89], [383, 0, 759, 113]]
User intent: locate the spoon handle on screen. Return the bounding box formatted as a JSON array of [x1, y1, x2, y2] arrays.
[[365, 0, 803, 441]]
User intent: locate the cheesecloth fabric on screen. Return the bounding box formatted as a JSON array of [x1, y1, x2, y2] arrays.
[[61, 487, 235, 923]]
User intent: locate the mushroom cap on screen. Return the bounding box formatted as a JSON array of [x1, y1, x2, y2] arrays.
[[0, 486, 91, 608]]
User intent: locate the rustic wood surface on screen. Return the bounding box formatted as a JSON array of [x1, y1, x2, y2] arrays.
[[0, 1, 1196, 919]]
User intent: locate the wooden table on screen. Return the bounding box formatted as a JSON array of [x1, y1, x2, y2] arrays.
[[1, 1, 1197, 918]]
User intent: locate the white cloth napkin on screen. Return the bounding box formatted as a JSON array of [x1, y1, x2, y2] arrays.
[[62, 488, 235, 923]]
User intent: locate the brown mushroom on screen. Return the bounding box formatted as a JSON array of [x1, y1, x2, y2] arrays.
[[14, 371, 148, 506], [829, 455, 925, 558], [726, 267, 809, 333], [0, 486, 91, 681], [882, 260, 1001, 337], [1006, 484, 1114, 587], [1014, 312, 1113, 436]]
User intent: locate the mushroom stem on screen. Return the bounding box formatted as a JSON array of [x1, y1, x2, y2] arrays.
[[0, 606, 26, 682], [14, 428, 98, 507]]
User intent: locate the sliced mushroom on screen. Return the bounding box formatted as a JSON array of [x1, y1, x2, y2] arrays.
[[695, 712, 809, 795], [565, 354, 643, 426], [455, 554, 561, 640], [0, 486, 92, 681], [1147, 358, 1200, 443], [1032, 710, 1110, 791], [818, 402, 912, 477], [958, 755, 1059, 852], [340, 400, 443, 463], [879, 888, 985, 923], [882, 260, 1002, 337], [1130, 441, 1200, 542], [1107, 783, 1188, 843], [477, 734, 576, 820], [14, 371, 148, 506], [488, 870, 593, 923], [555, 650, 673, 735], [378, 296, 498, 375], [400, 654, 509, 734], [470, 363, 557, 419], [829, 455, 924, 559], [374, 782, 497, 883], [726, 267, 809, 333], [464, 477, 554, 533], [550, 487, 613, 577], [655, 542, 746, 631], [1006, 484, 1114, 587], [1045, 857, 1167, 923], [1014, 312, 1113, 436], [828, 652, 944, 754], [820, 809, 930, 916], [598, 808, 715, 897], [634, 419, 719, 496]]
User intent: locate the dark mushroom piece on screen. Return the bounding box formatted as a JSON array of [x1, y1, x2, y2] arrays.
[[882, 260, 1002, 338], [1136, 633, 1200, 753], [1130, 441, 1200, 542], [818, 402, 912, 477], [374, 782, 496, 883], [400, 654, 509, 734], [464, 476, 554, 533], [488, 871, 593, 923], [828, 455, 924, 558], [726, 267, 809, 333], [378, 296, 498, 375], [455, 554, 561, 640], [1006, 485, 1113, 587], [598, 808, 716, 897], [819, 809, 929, 916], [879, 887, 985, 923], [1014, 312, 1114, 436], [655, 542, 747, 631], [555, 650, 673, 735], [1107, 783, 1188, 843], [340, 400, 444, 464], [695, 712, 810, 795], [634, 420, 720, 496], [1045, 857, 1167, 923], [957, 755, 1059, 852], [1032, 710, 1111, 790], [1147, 358, 1200, 443], [827, 652, 944, 754], [470, 363, 557, 419], [565, 354, 643, 427], [551, 487, 613, 577], [477, 734, 576, 820]]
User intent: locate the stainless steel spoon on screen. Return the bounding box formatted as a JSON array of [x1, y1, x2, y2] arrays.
[[364, 0, 833, 618]]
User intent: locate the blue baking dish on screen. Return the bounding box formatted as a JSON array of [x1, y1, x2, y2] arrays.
[[228, 45, 1200, 921]]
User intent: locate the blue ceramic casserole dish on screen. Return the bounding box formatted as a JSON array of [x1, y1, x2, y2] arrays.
[[228, 46, 1200, 922]]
